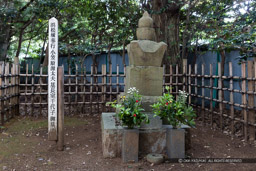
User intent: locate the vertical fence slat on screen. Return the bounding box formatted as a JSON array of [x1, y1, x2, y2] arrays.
[[210, 64, 213, 126], [5, 63, 9, 121], [183, 59, 187, 91], [109, 64, 112, 103], [241, 62, 247, 141], [75, 64, 78, 114], [175, 65, 178, 100], [25, 63, 28, 115], [31, 64, 34, 116], [229, 62, 234, 137], [90, 65, 93, 114], [102, 64, 106, 112], [194, 64, 198, 104], [11, 64, 14, 118], [0, 64, 3, 125], [83, 66, 86, 113], [247, 61, 255, 142], [15, 64, 19, 116], [39, 65, 42, 116], [218, 62, 223, 130], [188, 65, 191, 105], [202, 64, 205, 124], [163, 65, 166, 93], [116, 65, 120, 99], [170, 65, 173, 94], [68, 65, 71, 115]]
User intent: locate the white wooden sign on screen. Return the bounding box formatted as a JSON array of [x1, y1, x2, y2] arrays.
[[48, 17, 58, 141]]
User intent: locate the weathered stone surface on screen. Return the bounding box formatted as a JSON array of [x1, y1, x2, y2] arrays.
[[136, 28, 156, 41], [127, 40, 167, 67], [122, 128, 139, 163], [166, 128, 185, 159], [140, 113, 162, 130], [138, 11, 153, 28], [125, 66, 163, 96], [101, 113, 122, 158], [139, 129, 166, 155], [146, 153, 164, 165], [141, 95, 161, 112]]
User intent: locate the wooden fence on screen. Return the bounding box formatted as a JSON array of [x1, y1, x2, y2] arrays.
[[0, 63, 19, 125], [18, 64, 125, 117], [1, 61, 256, 141], [163, 61, 256, 142]]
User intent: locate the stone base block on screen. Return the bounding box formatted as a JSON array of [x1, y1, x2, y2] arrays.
[[122, 129, 139, 163], [125, 66, 163, 96], [101, 113, 122, 158], [139, 129, 166, 155], [101, 113, 191, 159], [166, 128, 185, 159]]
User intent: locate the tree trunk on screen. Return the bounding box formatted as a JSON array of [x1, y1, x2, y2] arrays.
[[151, 0, 181, 66]]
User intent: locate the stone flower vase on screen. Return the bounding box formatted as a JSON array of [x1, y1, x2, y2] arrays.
[[122, 127, 139, 163], [166, 127, 185, 159]]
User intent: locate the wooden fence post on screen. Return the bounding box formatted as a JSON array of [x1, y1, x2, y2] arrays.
[[241, 62, 247, 141], [194, 64, 198, 104], [102, 64, 106, 112], [170, 65, 173, 94], [0, 64, 3, 125], [229, 62, 234, 138], [183, 59, 187, 91], [218, 62, 223, 130], [202, 64, 205, 124], [5, 63, 9, 121], [247, 61, 255, 142], [188, 64, 191, 105], [210, 64, 213, 126], [15, 64, 19, 116], [57, 66, 64, 151]]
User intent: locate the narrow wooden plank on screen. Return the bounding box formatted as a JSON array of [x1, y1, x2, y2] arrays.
[[68, 65, 71, 115], [202, 64, 205, 124], [116, 64, 120, 99], [25, 63, 28, 115], [11, 64, 15, 118], [109, 64, 112, 102], [183, 59, 187, 91], [57, 66, 64, 151], [163, 65, 166, 93], [218, 62, 223, 130], [39, 65, 42, 116], [90, 65, 93, 114], [175, 65, 178, 100], [241, 62, 247, 141], [15, 64, 19, 116], [102, 64, 106, 112], [229, 62, 234, 137], [247, 61, 255, 142], [188, 65, 191, 105], [75, 64, 78, 114], [83, 66, 86, 113], [210, 64, 213, 126], [5, 63, 10, 121], [194, 64, 198, 104], [0, 64, 4, 125], [31, 64, 34, 116], [170, 65, 173, 94]]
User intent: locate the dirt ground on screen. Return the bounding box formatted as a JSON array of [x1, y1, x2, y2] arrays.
[[1, 114, 256, 171]]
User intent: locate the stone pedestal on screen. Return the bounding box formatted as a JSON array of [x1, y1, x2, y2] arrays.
[[166, 128, 185, 159], [122, 128, 139, 163]]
